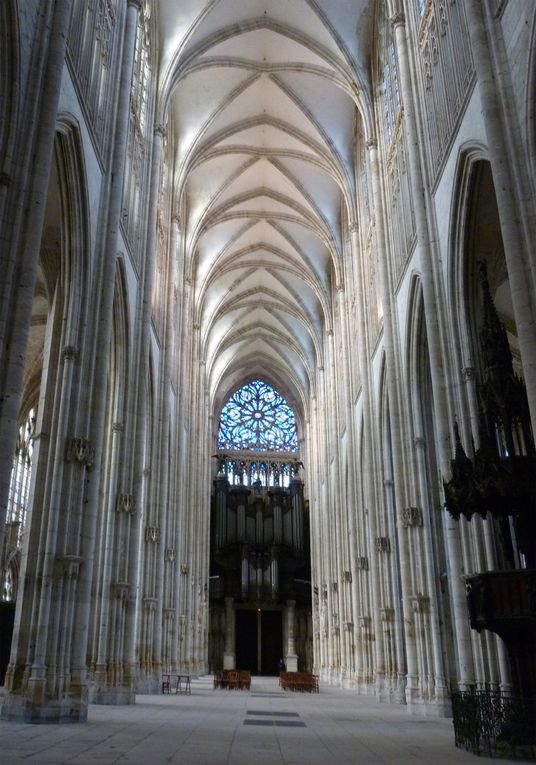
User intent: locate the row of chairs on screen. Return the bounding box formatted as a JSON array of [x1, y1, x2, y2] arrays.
[[214, 669, 251, 690], [279, 671, 319, 692]]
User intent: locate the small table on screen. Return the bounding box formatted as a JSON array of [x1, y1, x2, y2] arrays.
[[175, 674, 191, 695], [162, 673, 191, 695]]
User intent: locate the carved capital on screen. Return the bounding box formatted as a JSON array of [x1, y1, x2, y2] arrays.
[[143, 596, 158, 612], [375, 536, 391, 554], [116, 493, 135, 514], [411, 593, 430, 613], [145, 525, 160, 543], [165, 548, 175, 562], [127, 0, 143, 11], [180, 563, 189, 575], [154, 123, 166, 138], [380, 606, 395, 623], [400, 506, 423, 528], [356, 556, 369, 571], [112, 422, 124, 433], [62, 345, 79, 361], [365, 137, 378, 150], [390, 11, 406, 29], [462, 366, 475, 381], [349, 221, 359, 234], [113, 581, 129, 600], [343, 570, 352, 584], [66, 437, 94, 467], [55, 554, 83, 578]]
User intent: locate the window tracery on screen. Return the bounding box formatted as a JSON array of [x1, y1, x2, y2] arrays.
[[7, 408, 35, 548], [218, 380, 298, 453]]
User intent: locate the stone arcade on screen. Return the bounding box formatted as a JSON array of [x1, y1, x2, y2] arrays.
[[1, 0, 536, 731]]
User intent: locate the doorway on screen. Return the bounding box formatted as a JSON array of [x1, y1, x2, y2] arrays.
[[235, 608, 283, 675]]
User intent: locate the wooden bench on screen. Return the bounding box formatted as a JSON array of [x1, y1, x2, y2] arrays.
[[214, 669, 251, 690], [279, 671, 319, 693]]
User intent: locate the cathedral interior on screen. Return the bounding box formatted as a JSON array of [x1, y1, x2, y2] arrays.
[[1, 0, 536, 743]]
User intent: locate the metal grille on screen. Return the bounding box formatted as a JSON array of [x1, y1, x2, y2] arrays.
[[451, 690, 536, 760]]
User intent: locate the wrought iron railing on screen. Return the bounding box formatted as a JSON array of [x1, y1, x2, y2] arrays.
[[451, 690, 536, 760]]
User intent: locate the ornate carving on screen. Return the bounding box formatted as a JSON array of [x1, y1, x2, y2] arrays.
[[116, 493, 135, 514], [66, 437, 94, 467], [143, 596, 158, 612], [375, 536, 391, 554], [113, 581, 129, 600], [356, 556, 369, 571], [343, 570, 352, 583], [180, 563, 189, 575], [400, 506, 423, 528], [365, 137, 378, 150], [390, 11, 406, 29], [62, 345, 79, 361], [380, 606, 395, 623], [411, 593, 430, 613], [55, 555, 83, 578], [165, 548, 175, 562], [145, 525, 160, 543]]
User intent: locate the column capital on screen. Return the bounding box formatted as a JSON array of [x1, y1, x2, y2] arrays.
[[365, 137, 378, 150], [62, 345, 79, 361], [127, 0, 143, 12], [349, 221, 359, 234], [154, 123, 166, 138], [390, 11, 406, 29]]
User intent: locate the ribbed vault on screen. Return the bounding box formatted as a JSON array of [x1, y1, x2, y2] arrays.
[[158, 0, 375, 424]]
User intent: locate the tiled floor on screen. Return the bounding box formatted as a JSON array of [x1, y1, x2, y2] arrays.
[[0, 676, 522, 764]]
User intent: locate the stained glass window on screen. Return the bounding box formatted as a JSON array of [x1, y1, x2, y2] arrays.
[[218, 380, 298, 452]]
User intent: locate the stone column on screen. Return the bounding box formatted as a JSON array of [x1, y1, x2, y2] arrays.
[[465, 0, 536, 434], [223, 597, 235, 670], [71, 0, 143, 706], [348, 223, 386, 694], [0, 0, 73, 563], [389, 6, 475, 692], [285, 599, 298, 671]]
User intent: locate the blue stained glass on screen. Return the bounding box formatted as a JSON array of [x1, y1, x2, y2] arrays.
[[218, 380, 298, 452]]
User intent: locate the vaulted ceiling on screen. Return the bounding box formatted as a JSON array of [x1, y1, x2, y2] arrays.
[[157, 1, 376, 421]]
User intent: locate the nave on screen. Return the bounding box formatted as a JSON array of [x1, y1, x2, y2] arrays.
[[0, 676, 519, 765]]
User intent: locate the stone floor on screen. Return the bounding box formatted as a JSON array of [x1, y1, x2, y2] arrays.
[[0, 676, 522, 764]]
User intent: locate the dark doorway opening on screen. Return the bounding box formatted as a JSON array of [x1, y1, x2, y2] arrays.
[[235, 608, 283, 675], [235, 609, 257, 673], [0, 601, 16, 685]]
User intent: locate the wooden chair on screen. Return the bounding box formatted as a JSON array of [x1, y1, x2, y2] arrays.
[[227, 670, 240, 690]]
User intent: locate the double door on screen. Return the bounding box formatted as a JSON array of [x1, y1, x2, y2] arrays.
[[235, 608, 282, 675]]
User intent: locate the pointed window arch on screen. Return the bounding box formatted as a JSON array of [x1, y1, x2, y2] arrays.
[[217, 380, 298, 453]]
